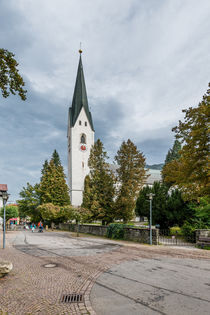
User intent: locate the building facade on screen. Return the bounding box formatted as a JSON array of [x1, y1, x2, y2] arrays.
[[67, 52, 95, 206]]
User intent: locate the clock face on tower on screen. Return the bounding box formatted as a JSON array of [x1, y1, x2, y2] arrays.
[[80, 144, 87, 151]]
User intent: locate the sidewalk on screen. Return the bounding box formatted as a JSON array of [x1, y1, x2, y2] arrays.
[[0, 232, 100, 315]]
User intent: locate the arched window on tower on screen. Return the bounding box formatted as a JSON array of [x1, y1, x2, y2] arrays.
[[80, 133, 86, 144]]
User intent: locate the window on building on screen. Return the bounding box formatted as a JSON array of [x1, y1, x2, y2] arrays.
[[85, 121, 87, 126], [80, 134, 86, 144], [79, 120, 82, 125], [82, 162, 84, 168]]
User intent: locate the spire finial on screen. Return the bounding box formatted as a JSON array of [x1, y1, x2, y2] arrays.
[[79, 42, 82, 54]]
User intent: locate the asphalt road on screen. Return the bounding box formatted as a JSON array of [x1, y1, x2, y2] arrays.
[[12, 230, 210, 315], [91, 257, 210, 315], [12, 230, 122, 257]]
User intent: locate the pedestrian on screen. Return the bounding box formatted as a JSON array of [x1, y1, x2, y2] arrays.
[[32, 223, 36, 233], [38, 221, 43, 232]]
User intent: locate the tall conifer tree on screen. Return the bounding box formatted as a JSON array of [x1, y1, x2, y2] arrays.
[[40, 151, 70, 206], [82, 139, 115, 224], [114, 139, 147, 223], [52, 149, 61, 167], [162, 140, 181, 185]]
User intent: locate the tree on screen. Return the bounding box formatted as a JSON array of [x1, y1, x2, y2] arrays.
[[166, 189, 192, 227], [135, 182, 191, 229], [114, 139, 148, 223], [52, 149, 61, 167], [162, 84, 210, 200], [162, 140, 181, 186], [37, 203, 61, 226], [17, 183, 41, 221], [164, 140, 181, 165], [82, 139, 115, 224], [39, 155, 70, 206], [135, 185, 151, 219], [41, 160, 49, 181], [181, 197, 210, 240], [0, 205, 19, 221], [0, 48, 26, 100]]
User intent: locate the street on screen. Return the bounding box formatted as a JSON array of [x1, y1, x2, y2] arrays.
[[0, 230, 210, 315]]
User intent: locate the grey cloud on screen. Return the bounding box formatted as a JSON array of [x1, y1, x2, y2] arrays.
[[0, 0, 210, 201]]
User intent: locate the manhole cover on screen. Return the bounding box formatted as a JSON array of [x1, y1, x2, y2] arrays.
[[61, 293, 83, 303], [44, 263, 57, 268]]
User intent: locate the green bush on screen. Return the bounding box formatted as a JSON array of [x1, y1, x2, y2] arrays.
[[106, 223, 125, 239], [170, 226, 182, 236], [181, 222, 196, 242]]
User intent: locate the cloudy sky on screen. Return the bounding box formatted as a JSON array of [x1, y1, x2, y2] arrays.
[[0, 0, 210, 202]]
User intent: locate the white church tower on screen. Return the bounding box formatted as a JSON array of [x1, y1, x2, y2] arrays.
[[67, 50, 95, 206]]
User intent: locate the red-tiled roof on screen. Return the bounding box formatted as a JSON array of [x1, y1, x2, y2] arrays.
[[0, 184, 8, 191]]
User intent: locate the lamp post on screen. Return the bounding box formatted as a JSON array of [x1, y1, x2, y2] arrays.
[[1, 191, 9, 249], [147, 193, 155, 245]]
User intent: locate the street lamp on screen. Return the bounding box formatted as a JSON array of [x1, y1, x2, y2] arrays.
[[0, 190, 9, 249], [147, 193, 155, 245]]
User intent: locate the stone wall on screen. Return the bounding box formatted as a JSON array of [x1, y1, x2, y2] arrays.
[[59, 223, 159, 245]]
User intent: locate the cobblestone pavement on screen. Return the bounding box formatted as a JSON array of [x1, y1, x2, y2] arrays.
[[0, 230, 210, 315]]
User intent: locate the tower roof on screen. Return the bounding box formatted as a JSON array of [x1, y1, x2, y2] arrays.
[[69, 54, 94, 131]]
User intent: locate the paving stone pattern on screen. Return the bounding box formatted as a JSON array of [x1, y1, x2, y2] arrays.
[[0, 231, 210, 315]]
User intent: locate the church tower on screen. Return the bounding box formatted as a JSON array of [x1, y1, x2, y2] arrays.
[[67, 50, 94, 206]]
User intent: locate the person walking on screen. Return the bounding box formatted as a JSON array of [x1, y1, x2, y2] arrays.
[[32, 223, 36, 232], [38, 221, 43, 232]]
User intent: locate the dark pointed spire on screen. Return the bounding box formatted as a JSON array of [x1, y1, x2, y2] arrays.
[[69, 52, 94, 131]]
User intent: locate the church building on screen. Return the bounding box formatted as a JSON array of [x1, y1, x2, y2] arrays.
[[68, 50, 161, 207], [67, 50, 94, 206]]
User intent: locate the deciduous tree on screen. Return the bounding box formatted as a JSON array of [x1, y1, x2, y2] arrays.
[[0, 205, 19, 221], [17, 183, 41, 221], [162, 84, 210, 200], [0, 48, 26, 100]]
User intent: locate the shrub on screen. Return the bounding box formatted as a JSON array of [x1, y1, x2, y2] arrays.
[[170, 226, 182, 236], [106, 223, 125, 239], [181, 222, 196, 242]]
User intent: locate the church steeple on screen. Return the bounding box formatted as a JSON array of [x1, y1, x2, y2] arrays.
[[69, 52, 94, 131], [67, 49, 95, 206]]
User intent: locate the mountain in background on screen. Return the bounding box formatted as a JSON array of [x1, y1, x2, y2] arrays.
[[146, 163, 164, 170]]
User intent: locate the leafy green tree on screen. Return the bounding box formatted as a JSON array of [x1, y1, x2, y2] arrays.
[[82, 139, 115, 224], [0, 48, 26, 100], [115, 139, 147, 223], [38, 203, 61, 224], [162, 84, 210, 200], [68, 206, 91, 224], [181, 197, 210, 240], [39, 156, 70, 206], [17, 183, 41, 221], [0, 205, 19, 221]]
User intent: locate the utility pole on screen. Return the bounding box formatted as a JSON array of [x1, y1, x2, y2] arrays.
[[147, 193, 155, 245]]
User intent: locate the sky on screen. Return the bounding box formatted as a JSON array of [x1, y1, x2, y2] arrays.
[[0, 0, 210, 202]]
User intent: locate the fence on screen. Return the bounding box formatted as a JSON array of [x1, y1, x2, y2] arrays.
[[158, 229, 196, 246]]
